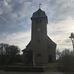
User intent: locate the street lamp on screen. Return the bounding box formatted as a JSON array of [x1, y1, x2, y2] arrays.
[[69, 32, 74, 52]]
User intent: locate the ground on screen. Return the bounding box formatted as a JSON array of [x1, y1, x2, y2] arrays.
[[0, 70, 63, 74]]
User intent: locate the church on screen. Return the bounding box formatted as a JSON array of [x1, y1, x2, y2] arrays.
[[22, 8, 56, 66]]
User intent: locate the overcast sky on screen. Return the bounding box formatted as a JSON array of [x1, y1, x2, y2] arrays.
[[0, 0, 74, 51]]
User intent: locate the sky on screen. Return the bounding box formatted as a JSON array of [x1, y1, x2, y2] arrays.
[[0, 0, 74, 51]]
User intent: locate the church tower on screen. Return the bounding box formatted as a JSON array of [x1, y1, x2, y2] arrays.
[[31, 8, 48, 66], [31, 8, 48, 39], [22, 8, 56, 67]]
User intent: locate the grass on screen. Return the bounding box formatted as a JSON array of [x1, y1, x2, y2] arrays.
[[44, 62, 59, 72]]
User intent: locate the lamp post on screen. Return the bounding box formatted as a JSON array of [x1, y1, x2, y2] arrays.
[[69, 33, 74, 53]]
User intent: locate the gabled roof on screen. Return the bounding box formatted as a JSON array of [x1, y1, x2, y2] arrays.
[[22, 36, 56, 52], [22, 41, 31, 52], [47, 36, 56, 46]]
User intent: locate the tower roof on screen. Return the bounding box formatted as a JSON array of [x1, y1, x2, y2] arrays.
[[31, 8, 47, 18]]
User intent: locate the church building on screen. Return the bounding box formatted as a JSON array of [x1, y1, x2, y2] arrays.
[[22, 8, 56, 66]]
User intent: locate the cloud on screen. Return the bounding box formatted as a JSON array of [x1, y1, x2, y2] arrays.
[[0, 16, 74, 51], [47, 0, 74, 22], [0, 31, 31, 49], [47, 16, 74, 51], [0, 0, 74, 33], [0, 0, 32, 33], [0, 0, 74, 50]]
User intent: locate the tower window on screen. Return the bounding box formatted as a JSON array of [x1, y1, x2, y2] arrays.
[[37, 28, 41, 31], [38, 40, 40, 42], [37, 53, 41, 57]]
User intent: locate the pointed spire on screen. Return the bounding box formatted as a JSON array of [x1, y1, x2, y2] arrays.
[[31, 4, 48, 19], [39, 3, 42, 9]]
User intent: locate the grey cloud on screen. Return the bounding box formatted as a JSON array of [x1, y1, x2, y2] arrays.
[[0, 0, 32, 33], [0, 0, 74, 49], [0, 0, 74, 33], [48, 0, 74, 22]]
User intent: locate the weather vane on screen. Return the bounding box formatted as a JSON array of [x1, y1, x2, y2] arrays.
[[39, 3, 42, 9]]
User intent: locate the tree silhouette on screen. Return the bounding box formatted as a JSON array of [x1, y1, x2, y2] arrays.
[[5, 45, 20, 64], [6, 45, 20, 56], [57, 49, 74, 72]]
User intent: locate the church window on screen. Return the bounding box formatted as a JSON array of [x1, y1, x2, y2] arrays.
[[37, 28, 41, 31], [38, 39, 40, 43], [37, 53, 41, 57]]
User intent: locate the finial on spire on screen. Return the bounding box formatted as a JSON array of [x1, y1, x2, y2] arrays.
[[39, 3, 42, 9]]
